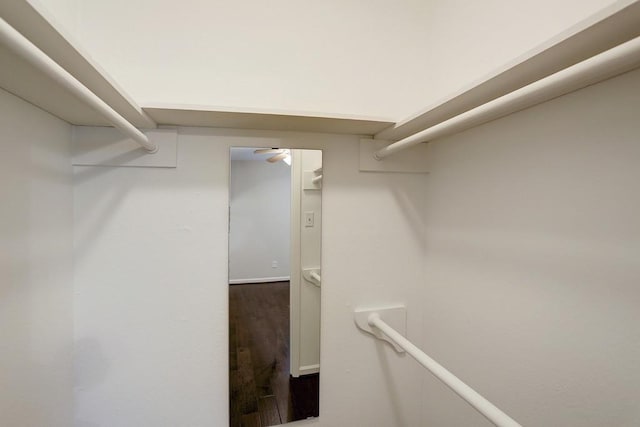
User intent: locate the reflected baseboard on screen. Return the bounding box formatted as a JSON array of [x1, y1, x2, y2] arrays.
[[229, 276, 290, 285], [296, 364, 320, 376]]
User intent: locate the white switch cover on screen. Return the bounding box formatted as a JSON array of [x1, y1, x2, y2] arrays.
[[272, 261, 278, 268], [305, 211, 315, 227]]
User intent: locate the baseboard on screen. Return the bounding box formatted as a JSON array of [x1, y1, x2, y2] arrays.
[[229, 276, 290, 285], [298, 364, 320, 376]]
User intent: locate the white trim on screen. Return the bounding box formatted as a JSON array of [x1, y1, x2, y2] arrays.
[[289, 150, 303, 377], [298, 364, 320, 376], [228, 276, 290, 285], [143, 104, 393, 135]]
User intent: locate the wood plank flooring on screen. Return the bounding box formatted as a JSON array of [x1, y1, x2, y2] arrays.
[[229, 281, 319, 427]]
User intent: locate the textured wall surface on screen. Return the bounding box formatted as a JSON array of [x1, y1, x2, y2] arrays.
[[419, 68, 640, 426], [73, 127, 427, 426], [0, 88, 73, 427]]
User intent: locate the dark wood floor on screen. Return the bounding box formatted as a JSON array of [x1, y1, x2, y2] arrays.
[[229, 281, 319, 427]]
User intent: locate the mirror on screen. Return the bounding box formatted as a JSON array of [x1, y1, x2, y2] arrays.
[[229, 148, 322, 426]]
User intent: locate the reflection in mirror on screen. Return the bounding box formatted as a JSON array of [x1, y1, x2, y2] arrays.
[[229, 147, 322, 426]]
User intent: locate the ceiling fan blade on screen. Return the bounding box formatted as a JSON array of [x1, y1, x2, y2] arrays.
[[254, 148, 285, 155], [267, 152, 289, 163]]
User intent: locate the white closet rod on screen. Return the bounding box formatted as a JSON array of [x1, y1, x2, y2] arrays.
[[374, 35, 640, 160], [0, 18, 158, 153], [367, 313, 522, 427]]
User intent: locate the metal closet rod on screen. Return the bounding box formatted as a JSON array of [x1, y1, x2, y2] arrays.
[[374, 35, 640, 160], [0, 18, 158, 153]]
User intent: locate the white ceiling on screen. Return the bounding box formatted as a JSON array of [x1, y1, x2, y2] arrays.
[[41, 0, 615, 121]]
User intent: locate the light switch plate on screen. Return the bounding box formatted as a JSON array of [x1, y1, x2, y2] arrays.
[[304, 211, 314, 227]]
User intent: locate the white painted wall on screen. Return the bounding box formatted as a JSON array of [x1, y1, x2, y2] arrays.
[[73, 127, 426, 427], [0, 88, 73, 427], [23, 2, 640, 425], [419, 68, 640, 426], [229, 157, 291, 283], [38, 0, 615, 120]]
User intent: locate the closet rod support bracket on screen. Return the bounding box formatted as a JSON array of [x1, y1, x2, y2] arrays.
[[144, 143, 159, 154], [354, 306, 406, 353]]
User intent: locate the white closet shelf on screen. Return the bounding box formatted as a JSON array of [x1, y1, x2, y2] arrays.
[[2, 0, 639, 139], [377, 0, 640, 141], [142, 104, 394, 135], [0, 0, 155, 128], [0, 0, 392, 136]]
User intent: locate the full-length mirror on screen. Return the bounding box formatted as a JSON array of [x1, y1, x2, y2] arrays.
[[229, 148, 322, 426]]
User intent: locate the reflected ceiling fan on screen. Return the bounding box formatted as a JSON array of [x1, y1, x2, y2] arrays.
[[254, 148, 291, 164]]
